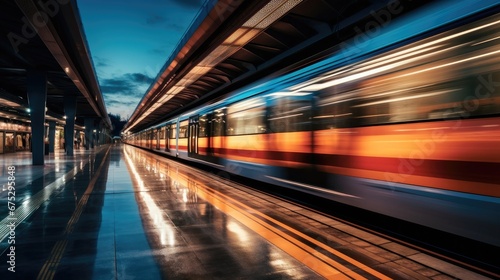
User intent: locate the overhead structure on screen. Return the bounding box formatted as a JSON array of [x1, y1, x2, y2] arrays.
[[0, 0, 112, 130], [124, 0, 427, 134]]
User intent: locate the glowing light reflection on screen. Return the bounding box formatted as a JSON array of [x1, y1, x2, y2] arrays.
[[124, 147, 176, 247], [227, 221, 250, 242]]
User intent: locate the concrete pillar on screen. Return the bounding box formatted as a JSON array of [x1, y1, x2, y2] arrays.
[[84, 118, 94, 150], [27, 70, 47, 165], [75, 130, 80, 150], [104, 129, 108, 144], [95, 129, 99, 147], [64, 95, 76, 156], [48, 121, 56, 153], [99, 122, 104, 146]]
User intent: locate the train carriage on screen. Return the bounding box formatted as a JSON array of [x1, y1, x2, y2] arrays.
[[124, 6, 500, 247]]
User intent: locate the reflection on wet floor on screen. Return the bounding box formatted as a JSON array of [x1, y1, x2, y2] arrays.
[[1, 144, 492, 279], [122, 145, 322, 279], [0, 145, 321, 279]]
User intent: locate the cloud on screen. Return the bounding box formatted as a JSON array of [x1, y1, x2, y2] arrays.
[[100, 72, 156, 118], [93, 56, 110, 68], [129, 73, 155, 84], [100, 72, 154, 97], [105, 96, 140, 121], [103, 92, 142, 119], [105, 96, 139, 107]]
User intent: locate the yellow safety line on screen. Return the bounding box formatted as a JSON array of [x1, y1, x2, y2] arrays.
[[36, 146, 111, 280], [194, 184, 352, 279], [131, 146, 393, 279], [204, 182, 392, 280], [37, 240, 68, 280], [170, 167, 391, 279]]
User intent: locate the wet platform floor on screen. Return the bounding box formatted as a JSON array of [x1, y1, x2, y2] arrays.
[[0, 145, 493, 279]]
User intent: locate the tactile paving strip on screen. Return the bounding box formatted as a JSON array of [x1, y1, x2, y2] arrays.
[[0, 162, 85, 243]]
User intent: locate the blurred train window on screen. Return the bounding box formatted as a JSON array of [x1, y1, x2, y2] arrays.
[[316, 91, 354, 129], [153, 129, 158, 140], [199, 114, 208, 137], [352, 73, 500, 125], [211, 109, 225, 136], [316, 72, 500, 128], [312, 19, 500, 127], [460, 71, 500, 117], [159, 126, 165, 140], [169, 124, 176, 139], [350, 83, 462, 126], [178, 120, 188, 138], [268, 96, 311, 132], [227, 98, 266, 135]]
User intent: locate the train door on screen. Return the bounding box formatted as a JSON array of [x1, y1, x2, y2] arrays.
[[205, 113, 214, 156], [149, 130, 153, 149], [147, 130, 151, 149], [165, 125, 170, 151], [172, 121, 178, 155], [156, 129, 160, 150], [188, 116, 199, 156]]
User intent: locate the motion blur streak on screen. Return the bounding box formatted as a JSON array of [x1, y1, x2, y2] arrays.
[[125, 7, 500, 246], [124, 146, 392, 279]]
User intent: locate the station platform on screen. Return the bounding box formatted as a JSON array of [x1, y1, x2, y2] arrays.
[[0, 144, 493, 279]]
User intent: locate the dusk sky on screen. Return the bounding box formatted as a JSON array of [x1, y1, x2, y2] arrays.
[[77, 0, 207, 120]]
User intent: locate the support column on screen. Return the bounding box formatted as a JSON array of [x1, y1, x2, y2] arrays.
[[48, 121, 56, 153], [84, 118, 94, 150], [95, 129, 99, 147], [99, 122, 104, 146], [104, 128, 108, 144], [75, 130, 81, 150], [64, 95, 76, 156], [27, 70, 47, 165]]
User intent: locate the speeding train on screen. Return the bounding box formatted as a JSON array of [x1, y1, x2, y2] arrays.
[[125, 2, 500, 247]]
